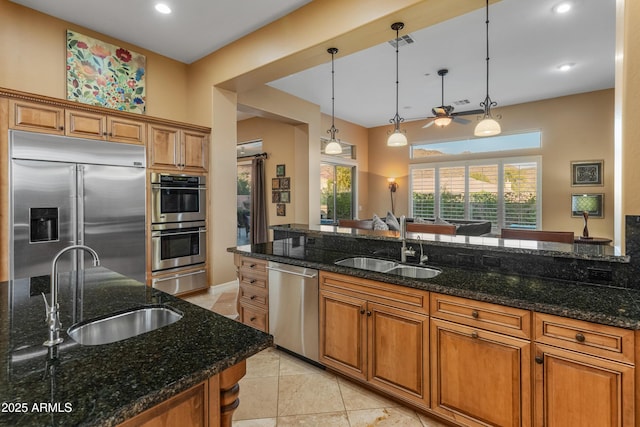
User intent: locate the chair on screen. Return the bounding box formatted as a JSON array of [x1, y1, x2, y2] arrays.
[[338, 219, 373, 230], [500, 228, 574, 244], [406, 222, 456, 235], [237, 209, 250, 236]]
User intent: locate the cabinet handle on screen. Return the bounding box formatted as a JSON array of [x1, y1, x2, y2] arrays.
[[471, 331, 479, 339], [249, 279, 256, 284], [366, 311, 372, 317], [250, 317, 257, 322], [471, 310, 479, 319], [575, 333, 586, 343], [250, 295, 256, 300], [59, 126, 64, 130], [103, 132, 107, 136], [360, 309, 365, 315], [249, 264, 256, 268], [535, 356, 544, 364]]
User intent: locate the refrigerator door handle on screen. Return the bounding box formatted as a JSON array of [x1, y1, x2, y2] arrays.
[[76, 164, 84, 245]]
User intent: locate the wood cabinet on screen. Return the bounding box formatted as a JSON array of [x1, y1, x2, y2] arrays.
[[236, 256, 269, 332], [149, 124, 208, 171], [10, 99, 146, 144], [430, 293, 532, 427], [117, 361, 246, 427], [319, 271, 430, 409], [533, 313, 635, 427]]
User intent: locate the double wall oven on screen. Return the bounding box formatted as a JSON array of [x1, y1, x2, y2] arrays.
[[150, 172, 207, 294]]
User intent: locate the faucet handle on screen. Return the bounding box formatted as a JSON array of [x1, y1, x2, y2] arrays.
[[41, 292, 51, 319]]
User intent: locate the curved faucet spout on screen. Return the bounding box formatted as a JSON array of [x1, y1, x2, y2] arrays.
[[43, 245, 101, 347]]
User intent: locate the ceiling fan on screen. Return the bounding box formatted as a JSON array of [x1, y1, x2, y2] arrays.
[[422, 69, 484, 129]]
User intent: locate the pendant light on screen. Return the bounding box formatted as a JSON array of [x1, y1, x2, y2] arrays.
[[474, 0, 501, 137], [387, 22, 407, 147], [324, 47, 343, 155]]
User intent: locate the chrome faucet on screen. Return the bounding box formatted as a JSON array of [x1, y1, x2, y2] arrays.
[[416, 235, 429, 265], [399, 215, 415, 263], [43, 245, 100, 347]]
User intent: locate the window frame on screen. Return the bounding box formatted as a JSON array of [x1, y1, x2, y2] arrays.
[[408, 155, 542, 231]]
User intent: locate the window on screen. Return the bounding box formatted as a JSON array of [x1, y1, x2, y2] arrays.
[[320, 163, 355, 225], [411, 131, 541, 159], [410, 156, 541, 231]]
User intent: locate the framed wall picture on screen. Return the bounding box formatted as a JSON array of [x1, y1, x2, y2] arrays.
[[272, 191, 280, 203], [571, 193, 604, 218], [276, 203, 286, 216], [571, 160, 603, 186], [280, 177, 290, 189], [276, 164, 286, 177], [272, 178, 280, 190], [280, 191, 290, 203]]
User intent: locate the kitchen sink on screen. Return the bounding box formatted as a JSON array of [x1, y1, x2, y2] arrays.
[[334, 257, 398, 272], [67, 305, 183, 346], [334, 257, 441, 279], [386, 265, 441, 279]]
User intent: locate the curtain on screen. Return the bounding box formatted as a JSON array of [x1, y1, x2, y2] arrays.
[[250, 156, 268, 244]]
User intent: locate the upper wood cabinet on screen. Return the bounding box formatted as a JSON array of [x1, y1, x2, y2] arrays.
[[10, 99, 146, 144], [149, 124, 208, 172]]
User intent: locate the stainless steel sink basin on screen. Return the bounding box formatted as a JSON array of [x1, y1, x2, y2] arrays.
[[334, 257, 441, 279], [334, 257, 398, 272], [67, 305, 183, 346], [387, 265, 441, 279]]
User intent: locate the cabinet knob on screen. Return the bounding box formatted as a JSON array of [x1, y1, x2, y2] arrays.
[[250, 295, 256, 300], [471, 310, 479, 319], [366, 311, 372, 317], [471, 331, 479, 339], [575, 333, 586, 343], [103, 132, 107, 136], [360, 309, 365, 315], [535, 356, 544, 364], [59, 126, 64, 130]]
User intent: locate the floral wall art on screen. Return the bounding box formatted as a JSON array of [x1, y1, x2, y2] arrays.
[[66, 30, 146, 114]]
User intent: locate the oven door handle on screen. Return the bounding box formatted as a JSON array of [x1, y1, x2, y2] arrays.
[[153, 269, 206, 283], [152, 229, 206, 237], [151, 186, 207, 190]]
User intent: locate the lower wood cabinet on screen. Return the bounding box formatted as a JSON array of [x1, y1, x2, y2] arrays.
[[235, 256, 269, 332], [430, 318, 531, 427], [319, 271, 429, 409]]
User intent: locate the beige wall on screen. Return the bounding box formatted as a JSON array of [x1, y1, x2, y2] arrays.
[[367, 90, 615, 239], [0, 0, 189, 122]]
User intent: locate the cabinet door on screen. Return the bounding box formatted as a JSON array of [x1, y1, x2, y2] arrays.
[[107, 116, 146, 145], [431, 318, 531, 427], [319, 289, 367, 381], [149, 124, 180, 169], [534, 343, 634, 427], [65, 110, 106, 140], [182, 130, 208, 171], [368, 302, 429, 409], [9, 99, 64, 134]]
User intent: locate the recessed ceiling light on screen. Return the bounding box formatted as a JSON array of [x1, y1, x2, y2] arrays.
[[553, 2, 572, 14], [558, 63, 574, 72], [155, 3, 171, 14]]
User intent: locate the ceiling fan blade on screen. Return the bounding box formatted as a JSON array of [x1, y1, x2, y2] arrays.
[[422, 120, 435, 129], [451, 109, 485, 117], [452, 116, 471, 124]]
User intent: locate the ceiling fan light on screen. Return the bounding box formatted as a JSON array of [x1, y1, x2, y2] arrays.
[[325, 139, 343, 154], [474, 117, 501, 137], [387, 129, 408, 147], [434, 116, 452, 127]]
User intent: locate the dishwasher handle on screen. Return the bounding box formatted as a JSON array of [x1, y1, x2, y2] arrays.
[[266, 265, 317, 279]]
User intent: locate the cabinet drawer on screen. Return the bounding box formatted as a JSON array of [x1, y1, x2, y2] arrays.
[[534, 313, 634, 364], [238, 273, 267, 290], [239, 283, 268, 308], [240, 303, 268, 333], [430, 293, 531, 339], [239, 257, 267, 275]]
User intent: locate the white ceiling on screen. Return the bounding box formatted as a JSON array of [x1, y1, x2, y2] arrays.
[[11, 0, 615, 128]]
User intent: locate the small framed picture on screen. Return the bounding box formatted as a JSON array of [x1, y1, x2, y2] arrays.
[[280, 190, 290, 203], [272, 178, 280, 190], [276, 164, 286, 177], [276, 203, 286, 216], [271, 191, 280, 203], [572, 193, 604, 218], [280, 177, 290, 189], [571, 160, 603, 186]]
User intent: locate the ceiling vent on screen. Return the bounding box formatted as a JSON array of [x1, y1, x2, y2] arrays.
[[453, 99, 471, 106], [388, 34, 415, 48]]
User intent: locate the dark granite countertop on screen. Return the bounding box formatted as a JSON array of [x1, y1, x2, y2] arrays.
[[229, 239, 640, 330], [0, 267, 272, 427], [271, 224, 628, 263]]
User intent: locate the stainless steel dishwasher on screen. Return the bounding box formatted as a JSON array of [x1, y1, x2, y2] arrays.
[[267, 261, 319, 362]]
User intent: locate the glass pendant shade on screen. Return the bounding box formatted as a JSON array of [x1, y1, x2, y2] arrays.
[[474, 117, 501, 136], [387, 129, 408, 147], [325, 139, 342, 154], [434, 116, 452, 127]]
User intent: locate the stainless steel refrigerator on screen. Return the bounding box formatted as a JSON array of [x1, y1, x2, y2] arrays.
[[10, 130, 146, 283]]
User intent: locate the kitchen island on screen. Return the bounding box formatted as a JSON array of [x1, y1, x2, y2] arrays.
[[0, 267, 272, 427]]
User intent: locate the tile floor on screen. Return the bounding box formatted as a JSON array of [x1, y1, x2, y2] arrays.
[[182, 284, 448, 427]]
